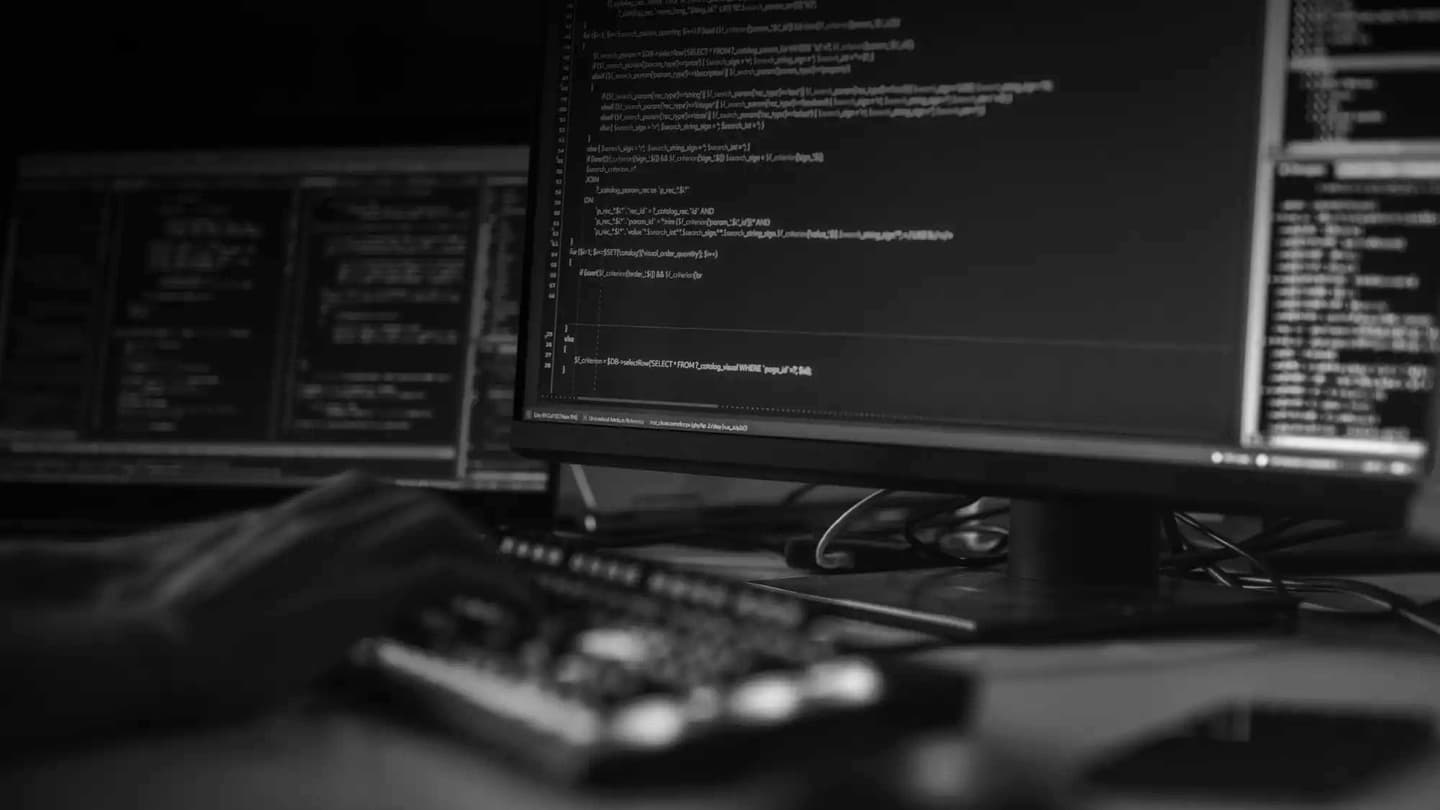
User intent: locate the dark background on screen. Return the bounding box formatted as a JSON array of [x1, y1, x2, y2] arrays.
[[5, 2, 546, 154]]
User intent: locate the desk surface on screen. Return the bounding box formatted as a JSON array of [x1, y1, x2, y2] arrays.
[[6, 548, 1440, 810]]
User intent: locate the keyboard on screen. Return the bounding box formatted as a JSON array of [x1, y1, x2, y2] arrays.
[[344, 534, 971, 784]]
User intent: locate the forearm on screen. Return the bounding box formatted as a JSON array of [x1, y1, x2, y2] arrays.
[[0, 607, 185, 750]]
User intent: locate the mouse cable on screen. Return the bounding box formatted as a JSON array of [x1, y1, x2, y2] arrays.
[[1161, 520, 1370, 572], [779, 482, 823, 507], [1173, 512, 1289, 598], [813, 488, 899, 570], [1162, 513, 1240, 588], [1232, 574, 1440, 640]]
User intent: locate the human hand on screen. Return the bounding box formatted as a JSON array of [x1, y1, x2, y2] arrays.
[[124, 472, 537, 713], [3, 472, 537, 742]]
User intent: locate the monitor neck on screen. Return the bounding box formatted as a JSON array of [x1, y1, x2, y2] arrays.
[[1007, 498, 1167, 588]]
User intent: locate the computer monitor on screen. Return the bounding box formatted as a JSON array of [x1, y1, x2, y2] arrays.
[[1, 147, 549, 528], [515, 2, 1440, 633]]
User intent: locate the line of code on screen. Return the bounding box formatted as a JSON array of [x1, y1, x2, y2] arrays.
[[1288, 0, 1440, 142], [535, 0, 1266, 441], [1259, 162, 1440, 444]]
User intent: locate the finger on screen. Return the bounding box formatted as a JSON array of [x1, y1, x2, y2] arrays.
[[246, 485, 492, 578], [106, 470, 382, 565], [103, 509, 254, 556], [152, 488, 476, 610], [333, 491, 494, 563], [236, 497, 508, 614], [250, 485, 431, 560], [96, 510, 261, 606], [264, 556, 527, 625], [190, 558, 524, 711], [144, 510, 278, 607], [310, 497, 533, 608], [152, 487, 422, 605], [269, 470, 388, 519]]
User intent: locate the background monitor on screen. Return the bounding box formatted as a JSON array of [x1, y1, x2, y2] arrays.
[[516, 0, 1440, 524], [1, 147, 548, 527]]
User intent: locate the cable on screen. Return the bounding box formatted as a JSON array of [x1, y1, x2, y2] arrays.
[[1233, 575, 1440, 640], [1163, 513, 1238, 588], [903, 524, 1009, 566], [1161, 513, 1186, 554], [1164, 516, 1438, 640], [1246, 521, 1368, 554], [1158, 517, 1440, 639], [1161, 521, 1369, 572], [814, 488, 895, 570], [1386, 607, 1440, 640], [904, 496, 984, 528], [1174, 513, 1289, 599], [903, 502, 1009, 566], [1255, 516, 1309, 540], [779, 482, 822, 507], [913, 505, 1010, 531]]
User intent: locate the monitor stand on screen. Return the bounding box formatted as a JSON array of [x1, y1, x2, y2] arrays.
[[756, 497, 1297, 641]]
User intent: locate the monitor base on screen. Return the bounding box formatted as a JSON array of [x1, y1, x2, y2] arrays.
[[755, 568, 1296, 642], [755, 496, 1297, 641]]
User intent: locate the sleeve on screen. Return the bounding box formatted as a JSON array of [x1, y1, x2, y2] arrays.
[[0, 606, 189, 752]]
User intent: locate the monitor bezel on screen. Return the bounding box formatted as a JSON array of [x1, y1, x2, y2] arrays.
[[0, 479, 557, 537], [510, 421, 1415, 523], [510, 1, 1430, 526]]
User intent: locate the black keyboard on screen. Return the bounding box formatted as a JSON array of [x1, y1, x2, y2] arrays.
[[345, 534, 971, 784]]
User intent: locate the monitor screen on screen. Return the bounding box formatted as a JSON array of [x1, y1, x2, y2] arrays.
[[517, 1, 1440, 513], [1, 147, 547, 492]]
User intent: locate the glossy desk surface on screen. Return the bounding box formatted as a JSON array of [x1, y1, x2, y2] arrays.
[[5, 548, 1440, 810]]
